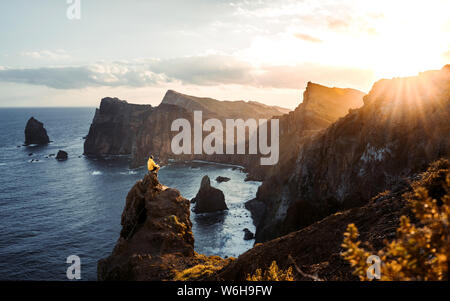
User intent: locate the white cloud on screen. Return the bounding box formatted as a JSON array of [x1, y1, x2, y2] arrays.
[[21, 50, 71, 61], [0, 55, 375, 92]]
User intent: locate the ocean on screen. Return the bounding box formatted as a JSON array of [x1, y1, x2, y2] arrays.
[[0, 108, 259, 280]]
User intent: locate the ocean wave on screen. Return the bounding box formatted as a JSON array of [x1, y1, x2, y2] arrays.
[[28, 160, 42, 164], [91, 171, 103, 176], [120, 170, 138, 175], [0, 163, 6, 166]]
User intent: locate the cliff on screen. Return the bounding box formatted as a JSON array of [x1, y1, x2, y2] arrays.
[[253, 65, 450, 242], [97, 173, 230, 280], [84, 97, 152, 156], [213, 159, 449, 280], [131, 85, 364, 177], [84, 91, 293, 172], [250, 82, 365, 180]]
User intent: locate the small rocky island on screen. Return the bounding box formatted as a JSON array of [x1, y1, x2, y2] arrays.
[[216, 176, 230, 183], [24, 117, 50, 145], [192, 176, 228, 213], [55, 150, 68, 161]]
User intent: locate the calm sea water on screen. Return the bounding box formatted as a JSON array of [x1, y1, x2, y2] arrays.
[[0, 108, 259, 280]]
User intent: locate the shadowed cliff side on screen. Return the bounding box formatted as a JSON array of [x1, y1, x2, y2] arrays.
[[212, 159, 449, 281], [253, 65, 450, 243], [248, 82, 365, 181], [84, 98, 152, 156], [84, 91, 289, 163], [97, 173, 230, 281]]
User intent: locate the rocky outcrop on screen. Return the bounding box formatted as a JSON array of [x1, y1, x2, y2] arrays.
[[98, 173, 230, 280], [243, 228, 254, 241], [55, 150, 68, 161], [192, 176, 228, 213], [212, 159, 449, 280], [84, 97, 152, 156], [254, 65, 450, 243], [24, 117, 50, 145], [216, 176, 230, 183]]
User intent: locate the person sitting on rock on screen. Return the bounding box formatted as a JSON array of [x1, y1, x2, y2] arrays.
[[147, 155, 160, 174]]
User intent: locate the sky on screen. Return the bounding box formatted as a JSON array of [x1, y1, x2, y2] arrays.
[[0, 0, 449, 109]]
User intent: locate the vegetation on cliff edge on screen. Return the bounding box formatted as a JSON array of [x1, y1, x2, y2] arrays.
[[342, 159, 449, 281]]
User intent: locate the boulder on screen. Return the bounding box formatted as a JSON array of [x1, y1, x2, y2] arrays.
[[243, 228, 254, 240], [192, 176, 228, 213], [216, 176, 230, 183], [56, 150, 68, 161], [24, 117, 50, 145]]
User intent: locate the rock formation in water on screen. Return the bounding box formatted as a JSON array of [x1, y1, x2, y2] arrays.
[[243, 228, 254, 240], [192, 176, 228, 213], [98, 173, 230, 280], [24, 117, 50, 145], [216, 176, 230, 183], [252, 65, 450, 243], [55, 150, 68, 161], [83, 97, 152, 156]]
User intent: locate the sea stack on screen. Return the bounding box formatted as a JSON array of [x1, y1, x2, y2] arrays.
[[192, 176, 228, 213], [56, 150, 68, 161], [24, 117, 50, 145]]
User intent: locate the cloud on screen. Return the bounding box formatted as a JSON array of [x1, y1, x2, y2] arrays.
[[0, 55, 375, 91], [21, 50, 71, 61], [294, 33, 322, 43], [254, 63, 375, 90], [442, 49, 450, 60], [0, 64, 166, 89], [147, 55, 254, 86]]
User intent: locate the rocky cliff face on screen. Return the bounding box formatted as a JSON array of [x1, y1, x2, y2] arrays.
[[212, 159, 449, 281], [161, 90, 290, 120], [24, 117, 50, 145], [131, 86, 364, 178], [252, 82, 365, 180], [253, 65, 450, 243], [84, 97, 152, 156], [130, 90, 293, 170], [98, 173, 229, 280], [84, 91, 292, 173]]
